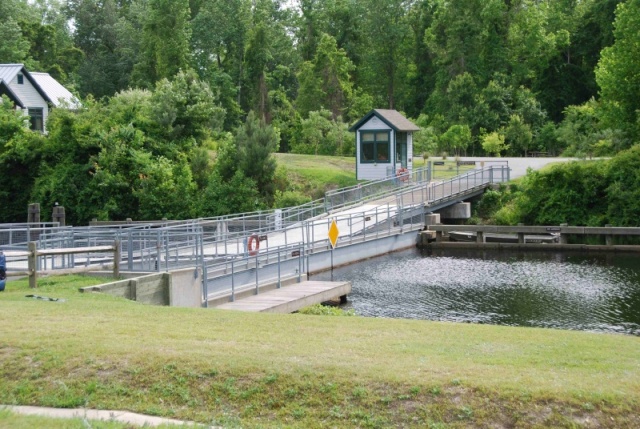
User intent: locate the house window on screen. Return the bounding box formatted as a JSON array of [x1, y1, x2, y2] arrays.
[[360, 131, 390, 163], [17, 74, 24, 84], [28, 108, 44, 132]]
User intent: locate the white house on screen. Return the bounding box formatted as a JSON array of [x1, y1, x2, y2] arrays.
[[349, 109, 420, 181], [0, 64, 79, 133]]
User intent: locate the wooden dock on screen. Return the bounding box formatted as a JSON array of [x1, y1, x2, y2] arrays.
[[214, 280, 351, 313]]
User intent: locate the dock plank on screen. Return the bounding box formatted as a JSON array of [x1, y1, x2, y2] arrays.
[[214, 281, 351, 313]]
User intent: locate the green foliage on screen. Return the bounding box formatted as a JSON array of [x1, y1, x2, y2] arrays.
[[477, 150, 640, 227], [504, 114, 534, 156], [200, 170, 262, 216], [298, 304, 356, 317], [149, 69, 225, 151], [133, 0, 192, 87], [596, 0, 640, 141], [440, 125, 471, 156], [234, 112, 279, 206], [292, 109, 354, 156], [296, 33, 355, 120], [481, 131, 508, 157], [604, 145, 640, 226]]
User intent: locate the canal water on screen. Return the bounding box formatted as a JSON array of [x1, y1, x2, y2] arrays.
[[311, 248, 640, 335]]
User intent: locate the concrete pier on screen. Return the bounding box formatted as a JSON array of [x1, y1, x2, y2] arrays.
[[214, 281, 351, 313]]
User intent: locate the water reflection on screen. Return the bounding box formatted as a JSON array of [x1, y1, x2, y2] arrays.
[[311, 248, 640, 335]]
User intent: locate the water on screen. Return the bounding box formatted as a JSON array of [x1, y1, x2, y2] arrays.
[[311, 248, 640, 335]]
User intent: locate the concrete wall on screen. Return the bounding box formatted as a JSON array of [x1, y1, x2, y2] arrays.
[[81, 268, 203, 308], [169, 267, 203, 308]]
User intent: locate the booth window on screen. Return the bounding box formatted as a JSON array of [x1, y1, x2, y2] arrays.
[[28, 108, 44, 132], [360, 131, 390, 163]]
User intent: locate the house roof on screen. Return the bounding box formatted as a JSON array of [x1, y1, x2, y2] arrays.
[[0, 79, 25, 108], [31, 72, 80, 108], [349, 109, 420, 132], [0, 64, 24, 83], [0, 64, 53, 105]]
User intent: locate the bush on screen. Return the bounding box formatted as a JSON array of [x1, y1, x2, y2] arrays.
[[298, 304, 356, 316]]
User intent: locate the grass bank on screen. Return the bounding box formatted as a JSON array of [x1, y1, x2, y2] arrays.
[[1, 276, 639, 428]]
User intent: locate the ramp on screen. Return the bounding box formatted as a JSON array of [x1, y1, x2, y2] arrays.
[[214, 280, 351, 313]]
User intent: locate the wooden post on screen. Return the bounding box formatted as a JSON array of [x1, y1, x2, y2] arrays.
[[113, 240, 121, 278], [605, 224, 613, 246], [436, 230, 443, 243], [28, 241, 37, 289], [28, 203, 40, 223], [52, 205, 65, 226], [476, 231, 484, 243]]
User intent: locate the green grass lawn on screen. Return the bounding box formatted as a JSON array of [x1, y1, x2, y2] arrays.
[[1, 275, 639, 428], [273, 153, 477, 200], [274, 153, 359, 198]]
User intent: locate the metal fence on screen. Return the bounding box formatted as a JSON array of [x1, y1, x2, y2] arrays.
[[0, 164, 509, 296], [324, 165, 431, 212]]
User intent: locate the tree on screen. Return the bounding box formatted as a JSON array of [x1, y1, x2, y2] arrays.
[[0, 0, 31, 63], [132, 0, 192, 88], [296, 33, 354, 120], [482, 131, 508, 157], [149, 69, 225, 149], [504, 114, 533, 156], [440, 125, 471, 156], [234, 111, 279, 205], [596, 0, 640, 141], [292, 109, 353, 156]]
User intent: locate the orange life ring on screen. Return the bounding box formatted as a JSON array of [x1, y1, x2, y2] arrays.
[[247, 234, 260, 256], [396, 168, 409, 182]]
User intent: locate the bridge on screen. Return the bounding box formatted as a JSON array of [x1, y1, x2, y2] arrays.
[[0, 161, 512, 309]]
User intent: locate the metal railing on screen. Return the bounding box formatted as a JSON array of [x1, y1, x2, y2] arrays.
[[0, 164, 509, 297], [324, 165, 431, 212]]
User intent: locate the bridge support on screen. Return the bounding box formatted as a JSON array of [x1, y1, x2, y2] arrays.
[[438, 202, 471, 220]]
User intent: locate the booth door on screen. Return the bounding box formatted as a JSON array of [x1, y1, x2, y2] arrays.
[[396, 132, 408, 168]]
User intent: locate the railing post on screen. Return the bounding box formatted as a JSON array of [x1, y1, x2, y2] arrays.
[[255, 252, 259, 295], [231, 259, 235, 302], [298, 246, 302, 283], [28, 241, 37, 289], [517, 223, 525, 244], [277, 250, 281, 288], [113, 240, 121, 278], [605, 224, 613, 246], [559, 223, 568, 244]]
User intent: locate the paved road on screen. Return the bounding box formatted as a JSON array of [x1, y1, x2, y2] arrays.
[[456, 157, 576, 180]]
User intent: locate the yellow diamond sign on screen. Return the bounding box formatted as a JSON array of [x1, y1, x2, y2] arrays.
[[328, 219, 339, 249]]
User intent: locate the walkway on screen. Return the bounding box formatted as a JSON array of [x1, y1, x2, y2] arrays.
[[214, 280, 351, 313], [1, 405, 214, 427]]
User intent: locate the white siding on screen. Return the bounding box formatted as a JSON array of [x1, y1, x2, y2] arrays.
[[8, 73, 49, 132], [356, 118, 395, 180], [359, 116, 392, 131]]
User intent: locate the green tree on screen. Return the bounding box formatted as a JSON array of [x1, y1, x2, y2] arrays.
[[482, 131, 508, 157], [0, 0, 31, 63], [148, 69, 225, 150], [440, 125, 471, 157], [132, 0, 192, 88], [234, 111, 279, 205], [504, 114, 533, 156], [296, 33, 355, 120], [596, 0, 640, 141]]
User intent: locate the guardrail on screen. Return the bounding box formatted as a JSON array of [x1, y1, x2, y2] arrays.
[[3, 241, 121, 288], [425, 224, 640, 247], [324, 165, 431, 212]]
